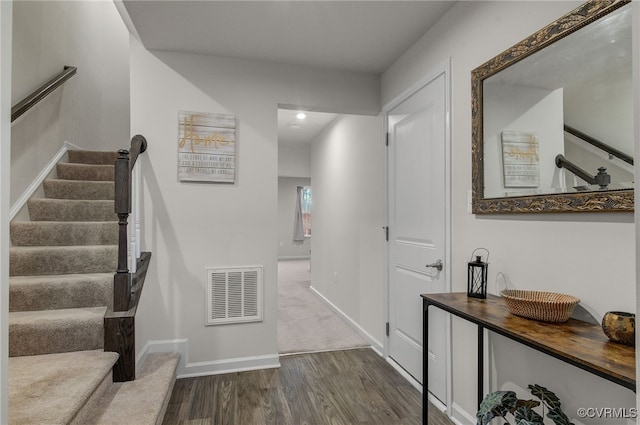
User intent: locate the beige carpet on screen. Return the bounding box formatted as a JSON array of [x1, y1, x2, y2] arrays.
[[278, 259, 369, 354], [87, 352, 179, 425], [8, 149, 177, 425], [9, 350, 119, 425], [9, 149, 117, 358]]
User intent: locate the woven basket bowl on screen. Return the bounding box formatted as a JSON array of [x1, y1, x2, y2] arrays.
[[500, 289, 580, 322]]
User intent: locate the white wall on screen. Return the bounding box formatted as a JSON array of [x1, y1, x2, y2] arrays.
[[130, 38, 380, 372], [310, 114, 385, 347], [564, 64, 633, 188], [278, 177, 311, 259], [484, 85, 564, 197], [383, 2, 635, 423], [0, 2, 11, 422], [565, 65, 633, 158], [278, 129, 312, 259], [10, 0, 130, 206], [278, 141, 310, 178]]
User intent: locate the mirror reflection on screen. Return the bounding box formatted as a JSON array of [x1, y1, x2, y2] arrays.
[[482, 4, 632, 199]]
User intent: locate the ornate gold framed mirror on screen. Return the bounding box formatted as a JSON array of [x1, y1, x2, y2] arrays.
[[471, 0, 633, 214]]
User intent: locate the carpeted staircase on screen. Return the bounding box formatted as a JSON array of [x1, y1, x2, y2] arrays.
[[8, 150, 178, 425]]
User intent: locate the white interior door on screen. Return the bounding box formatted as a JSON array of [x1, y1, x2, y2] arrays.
[[387, 70, 448, 405]]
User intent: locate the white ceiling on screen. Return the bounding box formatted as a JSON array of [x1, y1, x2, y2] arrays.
[[278, 109, 338, 145], [121, 1, 456, 146], [121, 1, 455, 74]]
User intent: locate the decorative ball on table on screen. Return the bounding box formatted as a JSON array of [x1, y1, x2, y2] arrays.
[[602, 311, 635, 346]]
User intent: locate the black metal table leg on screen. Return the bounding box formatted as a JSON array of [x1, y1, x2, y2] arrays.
[[423, 299, 429, 424], [477, 325, 484, 409]]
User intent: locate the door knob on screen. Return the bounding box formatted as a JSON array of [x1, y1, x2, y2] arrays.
[[425, 259, 443, 272]]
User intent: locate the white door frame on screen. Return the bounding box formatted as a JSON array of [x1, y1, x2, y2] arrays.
[[382, 58, 452, 414]]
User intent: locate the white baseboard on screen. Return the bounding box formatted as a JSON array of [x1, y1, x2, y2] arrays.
[[9, 141, 81, 221], [179, 354, 280, 379], [386, 356, 458, 423], [277, 255, 310, 261], [369, 343, 384, 357], [386, 356, 422, 393], [137, 338, 189, 376], [308, 285, 384, 354], [136, 338, 281, 379], [450, 402, 476, 425]]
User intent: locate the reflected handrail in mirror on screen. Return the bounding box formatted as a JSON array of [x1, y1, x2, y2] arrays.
[[471, 0, 633, 214], [564, 125, 633, 166], [555, 154, 611, 189]]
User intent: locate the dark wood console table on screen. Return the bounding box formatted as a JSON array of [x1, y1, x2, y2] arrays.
[[421, 292, 635, 424]]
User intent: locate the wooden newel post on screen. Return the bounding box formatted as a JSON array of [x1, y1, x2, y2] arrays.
[[106, 137, 150, 382], [114, 149, 131, 311]]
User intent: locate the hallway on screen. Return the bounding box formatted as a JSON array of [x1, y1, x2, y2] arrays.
[[277, 259, 369, 355]]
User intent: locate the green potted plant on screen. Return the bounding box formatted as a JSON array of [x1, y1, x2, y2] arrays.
[[476, 384, 574, 425]]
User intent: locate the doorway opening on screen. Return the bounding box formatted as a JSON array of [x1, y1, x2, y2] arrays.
[[276, 107, 378, 356]]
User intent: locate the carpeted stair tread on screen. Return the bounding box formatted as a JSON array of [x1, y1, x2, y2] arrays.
[[28, 198, 116, 221], [10, 273, 112, 312], [57, 163, 115, 181], [88, 353, 180, 425], [9, 350, 119, 425], [7, 147, 159, 424], [11, 221, 118, 246], [68, 150, 118, 165], [10, 245, 117, 276], [44, 179, 115, 200], [9, 307, 106, 357]]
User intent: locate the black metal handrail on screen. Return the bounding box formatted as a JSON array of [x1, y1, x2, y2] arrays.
[[11, 66, 77, 122], [555, 154, 611, 188], [564, 125, 633, 166]]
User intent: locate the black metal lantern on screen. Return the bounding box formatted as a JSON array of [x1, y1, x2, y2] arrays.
[[467, 248, 489, 299]]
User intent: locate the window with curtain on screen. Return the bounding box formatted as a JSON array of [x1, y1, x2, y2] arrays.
[[293, 186, 312, 242], [301, 186, 311, 237]]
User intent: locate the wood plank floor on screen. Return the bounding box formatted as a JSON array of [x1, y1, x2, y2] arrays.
[[162, 348, 454, 425]]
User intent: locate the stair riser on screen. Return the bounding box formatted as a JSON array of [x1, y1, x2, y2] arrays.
[[57, 163, 115, 181], [44, 179, 115, 200], [9, 315, 104, 357], [10, 246, 118, 276], [11, 222, 118, 246], [68, 150, 118, 165], [28, 199, 116, 221], [70, 372, 113, 425], [10, 276, 112, 311]]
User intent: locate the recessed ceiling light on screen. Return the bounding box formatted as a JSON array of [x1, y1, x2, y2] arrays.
[[296, 112, 307, 120]]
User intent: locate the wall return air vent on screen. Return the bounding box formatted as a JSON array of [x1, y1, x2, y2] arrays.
[[206, 266, 263, 325]]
